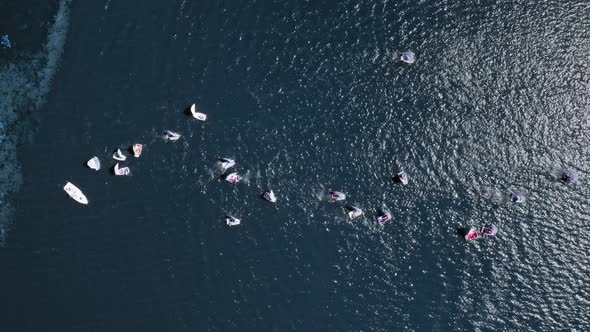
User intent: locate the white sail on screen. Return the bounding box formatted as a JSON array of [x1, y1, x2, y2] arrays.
[[114, 163, 130, 176], [263, 190, 277, 203], [191, 104, 207, 121], [220, 158, 235, 171], [225, 172, 241, 183], [133, 144, 142, 158], [86, 156, 100, 170], [347, 207, 363, 220], [113, 149, 126, 161], [164, 130, 182, 141], [226, 216, 241, 226]]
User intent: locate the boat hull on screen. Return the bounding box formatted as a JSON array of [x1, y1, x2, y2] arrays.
[[191, 104, 207, 121], [64, 182, 88, 205]]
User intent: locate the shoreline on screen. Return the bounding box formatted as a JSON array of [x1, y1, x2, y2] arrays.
[[0, 0, 71, 244]]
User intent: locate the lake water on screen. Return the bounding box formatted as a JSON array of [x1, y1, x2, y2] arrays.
[[1, 0, 589, 331]]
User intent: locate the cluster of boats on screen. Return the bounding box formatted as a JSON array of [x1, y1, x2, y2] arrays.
[[221, 53, 425, 226], [63, 104, 207, 205], [465, 224, 498, 241], [462, 170, 577, 241], [220, 158, 277, 226], [224, 171, 408, 226], [62, 52, 416, 207], [63, 98, 580, 242], [65, 144, 144, 204], [87, 143, 143, 173]]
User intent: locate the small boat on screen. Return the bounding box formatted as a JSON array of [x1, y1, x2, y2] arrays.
[[329, 191, 346, 202], [164, 130, 182, 141], [113, 149, 126, 161], [561, 170, 577, 183], [347, 206, 363, 220], [63, 182, 89, 205], [226, 216, 241, 226], [114, 163, 130, 176], [132, 144, 142, 158], [481, 224, 498, 237], [377, 210, 392, 223], [401, 51, 415, 64], [397, 171, 409, 185], [262, 190, 277, 203], [190, 104, 207, 121], [465, 227, 479, 241], [510, 193, 524, 203], [225, 172, 241, 184], [219, 158, 236, 172], [86, 156, 100, 171]]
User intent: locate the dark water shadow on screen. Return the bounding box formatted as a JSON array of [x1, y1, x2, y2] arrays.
[[456, 227, 469, 237], [344, 205, 357, 212], [391, 175, 403, 184], [184, 106, 192, 116], [375, 208, 386, 218]]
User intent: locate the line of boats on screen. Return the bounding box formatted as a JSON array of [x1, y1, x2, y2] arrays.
[[69, 150, 465, 234], [223, 169, 409, 226], [63, 100, 579, 242]]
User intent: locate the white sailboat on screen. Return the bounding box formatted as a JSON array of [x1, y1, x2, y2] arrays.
[[113, 149, 126, 161], [132, 144, 142, 158], [114, 163, 130, 176], [225, 172, 241, 184], [401, 51, 415, 64], [329, 191, 346, 202], [262, 190, 277, 203], [377, 210, 392, 223], [219, 158, 235, 172], [226, 216, 241, 226], [398, 171, 409, 185], [347, 206, 363, 220], [86, 156, 100, 171], [164, 130, 182, 141], [190, 104, 207, 121]]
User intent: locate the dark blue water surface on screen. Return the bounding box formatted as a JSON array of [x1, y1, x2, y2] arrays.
[[1, 0, 590, 331]]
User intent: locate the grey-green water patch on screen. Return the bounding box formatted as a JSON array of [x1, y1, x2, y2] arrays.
[[0, 0, 71, 244]]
